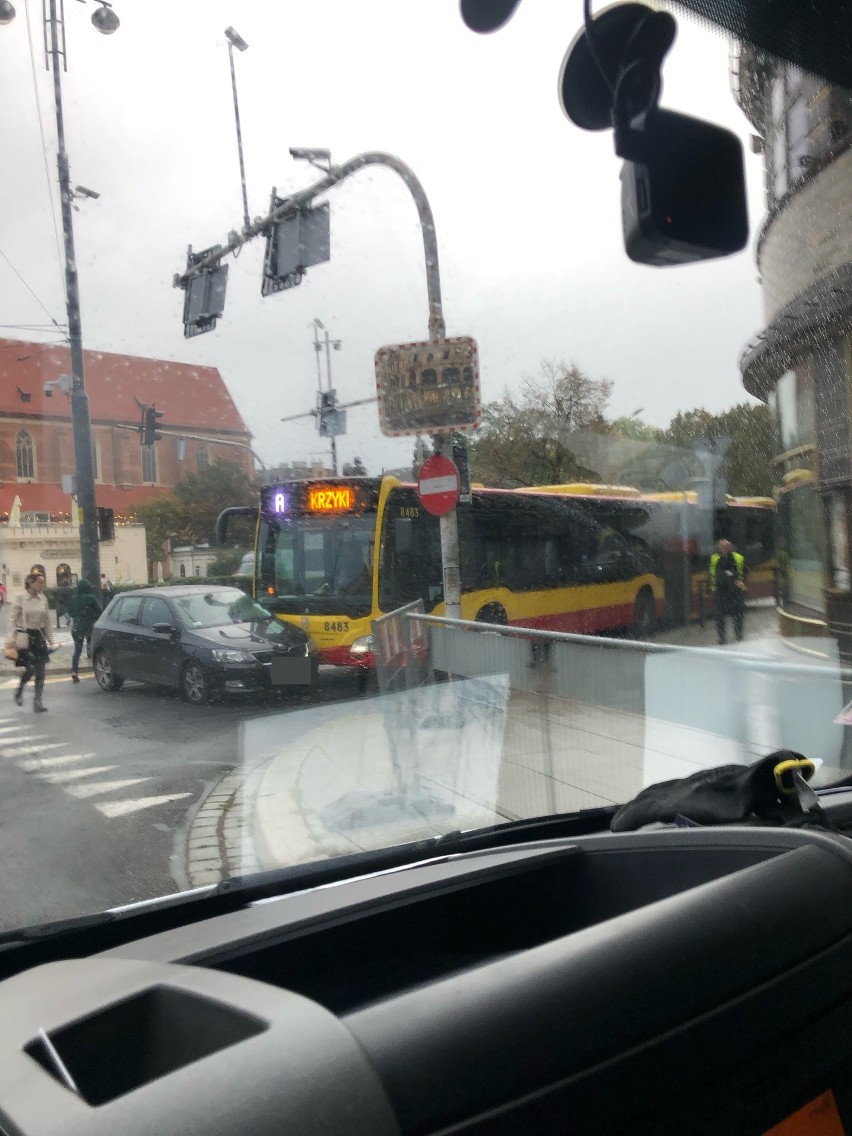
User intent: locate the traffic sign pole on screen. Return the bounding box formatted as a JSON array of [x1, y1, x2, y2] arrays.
[[423, 445, 462, 621]]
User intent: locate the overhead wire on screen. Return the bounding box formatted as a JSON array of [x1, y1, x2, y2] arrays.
[[0, 247, 67, 338], [0, 323, 65, 331], [23, 0, 68, 310]]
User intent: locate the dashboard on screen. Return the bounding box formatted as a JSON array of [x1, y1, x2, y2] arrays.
[[2, 825, 852, 1134]]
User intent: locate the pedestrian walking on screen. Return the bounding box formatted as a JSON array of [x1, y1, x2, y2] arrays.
[[0, 581, 6, 609], [708, 538, 747, 644], [68, 578, 101, 683], [5, 572, 55, 712], [100, 573, 114, 608], [56, 575, 73, 629]]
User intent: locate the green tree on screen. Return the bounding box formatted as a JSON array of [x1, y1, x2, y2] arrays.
[[471, 359, 612, 488], [661, 402, 775, 497], [207, 549, 245, 576], [129, 459, 258, 562], [608, 416, 663, 443]]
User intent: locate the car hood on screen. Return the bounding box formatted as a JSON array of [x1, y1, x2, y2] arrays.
[[184, 623, 310, 653]]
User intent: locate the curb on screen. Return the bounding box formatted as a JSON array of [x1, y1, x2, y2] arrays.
[[183, 764, 265, 887]]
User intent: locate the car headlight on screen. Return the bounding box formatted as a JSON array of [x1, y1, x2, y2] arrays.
[[349, 635, 374, 656], [211, 648, 253, 664]]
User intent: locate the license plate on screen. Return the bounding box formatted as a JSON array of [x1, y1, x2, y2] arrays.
[[271, 657, 312, 685]]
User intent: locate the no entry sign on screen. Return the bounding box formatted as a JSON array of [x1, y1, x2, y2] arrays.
[[417, 453, 460, 516]]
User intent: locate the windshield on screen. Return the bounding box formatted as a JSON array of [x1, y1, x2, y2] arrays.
[[259, 514, 376, 615], [173, 590, 270, 629], [1, 0, 851, 939]]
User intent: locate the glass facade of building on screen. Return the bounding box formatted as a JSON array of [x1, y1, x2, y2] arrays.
[[736, 49, 852, 650]]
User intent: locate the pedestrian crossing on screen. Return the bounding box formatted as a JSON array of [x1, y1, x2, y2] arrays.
[[0, 716, 191, 818]]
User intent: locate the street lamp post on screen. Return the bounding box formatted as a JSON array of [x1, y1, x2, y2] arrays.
[[46, 0, 114, 588], [3, 0, 118, 587], [224, 26, 251, 233]]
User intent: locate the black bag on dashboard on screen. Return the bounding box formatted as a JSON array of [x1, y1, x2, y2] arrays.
[[610, 750, 851, 833]]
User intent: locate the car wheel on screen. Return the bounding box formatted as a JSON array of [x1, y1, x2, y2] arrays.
[[94, 648, 124, 692], [181, 660, 211, 706], [632, 588, 656, 640]]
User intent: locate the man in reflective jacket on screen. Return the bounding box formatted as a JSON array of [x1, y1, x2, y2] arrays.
[[708, 539, 747, 644]]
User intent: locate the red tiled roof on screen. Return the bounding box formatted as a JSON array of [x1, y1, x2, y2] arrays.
[[0, 339, 248, 435]]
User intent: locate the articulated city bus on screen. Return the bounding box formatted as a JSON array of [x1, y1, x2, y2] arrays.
[[639, 489, 777, 622], [218, 476, 665, 669], [217, 476, 776, 669], [518, 484, 777, 625]]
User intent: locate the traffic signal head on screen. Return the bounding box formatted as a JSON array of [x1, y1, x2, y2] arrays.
[[97, 507, 115, 542], [141, 406, 164, 446]]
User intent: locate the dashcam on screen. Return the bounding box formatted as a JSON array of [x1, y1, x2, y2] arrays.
[[618, 107, 749, 266], [558, 2, 749, 268]]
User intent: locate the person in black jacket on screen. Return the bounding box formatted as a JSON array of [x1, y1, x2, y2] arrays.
[[56, 575, 73, 628], [68, 579, 102, 683]]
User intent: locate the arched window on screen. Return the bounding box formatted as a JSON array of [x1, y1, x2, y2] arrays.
[[15, 431, 35, 479], [197, 444, 210, 472], [141, 445, 157, 484]]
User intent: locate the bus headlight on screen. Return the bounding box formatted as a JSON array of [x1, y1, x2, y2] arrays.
[[349, 635, 374, 656]]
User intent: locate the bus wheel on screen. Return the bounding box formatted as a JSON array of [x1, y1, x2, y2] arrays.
[[475, 604, 508, 626], [632, 589, 656, 640]]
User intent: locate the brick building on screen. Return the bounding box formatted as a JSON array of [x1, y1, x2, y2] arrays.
[[0, 339, 254, 523]]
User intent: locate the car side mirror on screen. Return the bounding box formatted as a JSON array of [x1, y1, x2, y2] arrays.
[[152, 622, 178, 636]]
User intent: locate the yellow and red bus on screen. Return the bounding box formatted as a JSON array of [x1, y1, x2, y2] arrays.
[[636, 489, 777, 621], [518, 484, 776, 624], [217, 476, 776, 669], [219, 476, 665, 669]]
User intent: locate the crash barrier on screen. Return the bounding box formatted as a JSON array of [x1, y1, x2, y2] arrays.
[[406, 612, 852, 773]]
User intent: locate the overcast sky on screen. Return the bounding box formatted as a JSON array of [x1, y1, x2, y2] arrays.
[[1, 0, 768, 473]]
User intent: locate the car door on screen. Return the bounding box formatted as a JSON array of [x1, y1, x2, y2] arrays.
[[136, 596, 184, 687], [107, 595, 145, 678]]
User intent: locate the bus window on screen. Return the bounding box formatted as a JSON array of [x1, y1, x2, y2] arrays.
[[379, 490, 442, 611], [303, 531, 326, 593], [744, 510, 773, 565], [594, 531, 636, 582], [275, 533, 295, 593]]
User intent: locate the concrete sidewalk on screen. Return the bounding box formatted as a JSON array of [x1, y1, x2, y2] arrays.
[[247, 670, 835, 874]]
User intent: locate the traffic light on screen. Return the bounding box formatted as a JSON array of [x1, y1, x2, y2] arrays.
[[140, 406, 164, 446], [97, 507, 115, 542], [453, 436, 472, 503]]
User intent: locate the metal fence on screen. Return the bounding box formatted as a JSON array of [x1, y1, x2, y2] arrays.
[[405, 612, 852, 776]]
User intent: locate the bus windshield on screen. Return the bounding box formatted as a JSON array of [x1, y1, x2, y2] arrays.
[[258, 514, 377, 616]]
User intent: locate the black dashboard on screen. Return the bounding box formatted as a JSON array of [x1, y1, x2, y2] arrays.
[[3, 826, 852, 1134]]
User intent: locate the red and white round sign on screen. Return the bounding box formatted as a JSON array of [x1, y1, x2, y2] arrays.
[[417, 453, 460, 516]]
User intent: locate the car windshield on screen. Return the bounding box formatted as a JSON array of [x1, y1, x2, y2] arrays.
[[1, 0, 851, 939], [173, 590, 270, 629]]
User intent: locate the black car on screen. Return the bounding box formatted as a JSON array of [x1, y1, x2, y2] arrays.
[[90, 586, 318, 705]]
